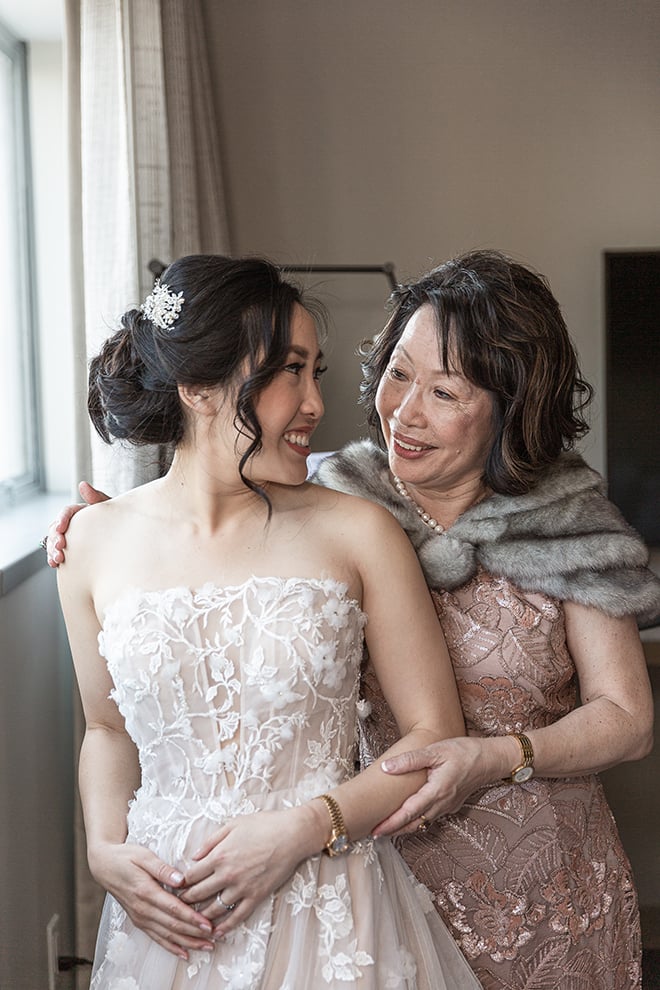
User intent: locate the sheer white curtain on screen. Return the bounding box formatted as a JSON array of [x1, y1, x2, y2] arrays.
[[68, 0, 229, 492], [64, 0, 230, 973]]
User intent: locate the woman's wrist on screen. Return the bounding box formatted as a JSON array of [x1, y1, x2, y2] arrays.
[[297, 799, 333, 858], [491, 733, 535, 782], [86, 837, 126, 882], [475, 734, 528, 784]]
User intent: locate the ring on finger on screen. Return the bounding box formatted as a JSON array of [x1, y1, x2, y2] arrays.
[[417, 814, 430, 833], [216, 893, 236, 911]]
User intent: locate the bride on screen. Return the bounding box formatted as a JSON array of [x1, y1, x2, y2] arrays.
[[56, 254, 481, 989]]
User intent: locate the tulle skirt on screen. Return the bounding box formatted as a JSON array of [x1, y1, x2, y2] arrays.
[[90, 837, 480, 989]]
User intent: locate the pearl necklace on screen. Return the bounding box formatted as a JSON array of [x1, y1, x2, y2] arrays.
[[392, 475, 444, 533]]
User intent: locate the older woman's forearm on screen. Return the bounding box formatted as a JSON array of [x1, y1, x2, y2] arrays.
[[522, 698, 653, 778]]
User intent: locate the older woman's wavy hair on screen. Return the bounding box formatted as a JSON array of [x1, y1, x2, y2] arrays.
[[359, 250, 593, 495]]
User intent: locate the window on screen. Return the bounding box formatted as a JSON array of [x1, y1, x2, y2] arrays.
[[0, 20, 40, 508]]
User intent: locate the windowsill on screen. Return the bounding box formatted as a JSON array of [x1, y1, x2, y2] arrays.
[[0, 492, 69, 596]]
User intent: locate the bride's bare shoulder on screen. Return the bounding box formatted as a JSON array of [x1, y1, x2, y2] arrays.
[[308, 481, 401, 535], [65, 480, 160, 547]]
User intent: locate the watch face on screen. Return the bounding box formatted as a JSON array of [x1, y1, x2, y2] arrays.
[[330, 834, 350, 855], [512, 765, 534, 783]]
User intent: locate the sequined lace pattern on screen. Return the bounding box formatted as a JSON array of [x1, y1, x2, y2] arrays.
[[360, 570, 642, 990], [90, 577, 480, 990]]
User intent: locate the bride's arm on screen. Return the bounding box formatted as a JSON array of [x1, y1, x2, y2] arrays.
[[311, 500, 465, 834], [57, 518, 215, 960]]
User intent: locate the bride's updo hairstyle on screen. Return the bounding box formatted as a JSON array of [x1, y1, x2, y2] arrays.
[[88, 254, 318, 495], [360, 249, 593, 496]]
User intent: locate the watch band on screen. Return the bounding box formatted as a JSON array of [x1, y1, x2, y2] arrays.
[[509, 733, 535, 783], [319, 793, 350, 856]]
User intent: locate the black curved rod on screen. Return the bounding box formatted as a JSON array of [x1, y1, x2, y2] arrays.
[[148, 259, 398, 291], [284, 263, 397, 291]]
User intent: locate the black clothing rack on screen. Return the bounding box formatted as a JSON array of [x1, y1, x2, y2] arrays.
[[148, 259, 398, 291], [285, 263, 397, 291]]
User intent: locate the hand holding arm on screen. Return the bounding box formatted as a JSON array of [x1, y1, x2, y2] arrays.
[[374, 734, 517, 835]]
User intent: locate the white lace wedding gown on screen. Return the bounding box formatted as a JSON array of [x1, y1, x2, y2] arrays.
[[91, 576, 480, 989]]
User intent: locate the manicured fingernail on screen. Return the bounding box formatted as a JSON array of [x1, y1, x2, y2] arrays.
[[199, 922, 212, 933], [170, 870, 185, 884], [381, 760, 392, 772]]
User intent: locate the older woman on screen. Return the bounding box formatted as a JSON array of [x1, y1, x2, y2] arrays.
[[47, 250, 658, 989], [315, 250, 658, 990]]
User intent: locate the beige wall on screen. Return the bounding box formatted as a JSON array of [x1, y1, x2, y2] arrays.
[[201, 0, 660, 934], [202, 0, 660, 470]]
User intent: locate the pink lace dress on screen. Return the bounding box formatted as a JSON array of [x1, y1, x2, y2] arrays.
[[360, 570, 642, 990]]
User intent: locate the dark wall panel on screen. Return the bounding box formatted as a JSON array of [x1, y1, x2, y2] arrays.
[[605, 251, 660, 547]]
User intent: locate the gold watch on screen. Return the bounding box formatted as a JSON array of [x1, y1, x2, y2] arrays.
[[509, 733, 534, 783], [319, 793, 350, 856]]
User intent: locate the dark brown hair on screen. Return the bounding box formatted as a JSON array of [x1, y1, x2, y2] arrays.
[[360, 250, 593, 495], [88, 254, 322, 504]]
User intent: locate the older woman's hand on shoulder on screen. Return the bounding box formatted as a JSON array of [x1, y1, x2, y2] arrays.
[[44, 481, 109, 566]]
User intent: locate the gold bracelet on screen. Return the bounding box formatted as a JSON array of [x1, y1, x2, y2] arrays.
[[508, 733, 534, 783], [319, 793, 350, 856]]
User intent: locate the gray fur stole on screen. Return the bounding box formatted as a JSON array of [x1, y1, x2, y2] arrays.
[[314, 440, 660, 629]]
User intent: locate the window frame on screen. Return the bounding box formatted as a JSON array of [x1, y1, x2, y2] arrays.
[[0, 19, 41, 510]]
